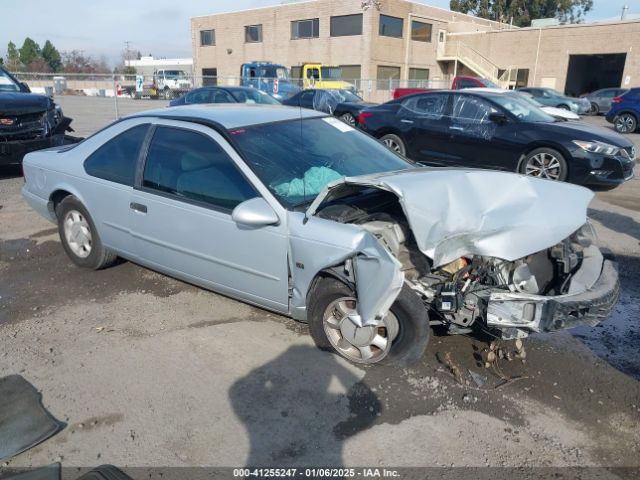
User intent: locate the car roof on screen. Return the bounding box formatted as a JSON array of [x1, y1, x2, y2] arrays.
[[128, 104, 325, 129]]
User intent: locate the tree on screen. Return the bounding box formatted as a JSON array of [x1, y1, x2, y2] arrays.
[[450, 0, 593, 27], [18, 37, 41, 66], [41, 40, 62, 72], [5, 41, 21, 70]]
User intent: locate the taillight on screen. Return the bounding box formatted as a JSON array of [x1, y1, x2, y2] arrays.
[[612, 96, 622, 103], [358, 111, 373, 125]]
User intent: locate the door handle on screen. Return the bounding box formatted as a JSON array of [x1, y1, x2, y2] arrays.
[[449, 125, 465, 131], [400, 119, 414, 124], [130, 202, 147, 213]]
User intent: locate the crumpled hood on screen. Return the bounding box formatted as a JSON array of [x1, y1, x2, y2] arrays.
[[308, 168, 594, 267], [0, 92, 52, 115]]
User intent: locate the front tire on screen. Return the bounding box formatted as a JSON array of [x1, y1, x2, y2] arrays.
[[380, 133, 406, 156], [520, 147, 568, 181], [589, 102, 600, 115], [614, 113, 637, 134], [308, 278, 430, 367], [56, 196, 117, 270]]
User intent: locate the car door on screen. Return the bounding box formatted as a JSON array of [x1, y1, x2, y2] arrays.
[[397, 92, 453, 165], [128, 119, 289, 312], [298, 90, 317, 110], [446, 94, 522, 170]]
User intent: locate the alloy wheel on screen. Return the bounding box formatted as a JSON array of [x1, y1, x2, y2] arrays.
[[616, 114, 636, 133], [524, 152, 563, 180], [383, 138, 402, 153], [322, 297, 399, 364], [341, 113, 356, 126]]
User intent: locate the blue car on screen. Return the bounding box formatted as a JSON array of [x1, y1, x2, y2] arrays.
[[169, 86, 281, 107], [606, 88, 640, 133]]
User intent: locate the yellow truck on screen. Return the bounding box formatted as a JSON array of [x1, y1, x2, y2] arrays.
[[294, 63, 355, 90]]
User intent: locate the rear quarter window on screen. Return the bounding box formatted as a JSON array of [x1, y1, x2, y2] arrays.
[[84, 124, 150, 186]]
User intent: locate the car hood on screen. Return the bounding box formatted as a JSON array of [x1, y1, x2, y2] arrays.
[[540, 106, 580, 120], [307, 168, 593, 267], [540, 119, 634, 147], [0, 92, 52, 115]]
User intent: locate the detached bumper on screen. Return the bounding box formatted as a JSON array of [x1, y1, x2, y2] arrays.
[[0, 134, 79, 166], [487, 258, 619, 333], [542, 260, 619, 331]]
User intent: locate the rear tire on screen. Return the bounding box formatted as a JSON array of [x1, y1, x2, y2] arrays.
[[308, 278, 430, 367], [380, 133, 406, 156], [340, 112, 356, 126], [56, 196, 118, 270], [614, 113, 637, 134]]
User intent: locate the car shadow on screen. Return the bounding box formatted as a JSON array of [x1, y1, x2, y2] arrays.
[[228, 344, 380, 468], [588, 208, 640, 242]]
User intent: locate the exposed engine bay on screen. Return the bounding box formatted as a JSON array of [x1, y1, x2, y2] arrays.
[[316, 188, 600, 340]]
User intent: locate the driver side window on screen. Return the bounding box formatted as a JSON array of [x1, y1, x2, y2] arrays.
[[142, 126, 257, 211]]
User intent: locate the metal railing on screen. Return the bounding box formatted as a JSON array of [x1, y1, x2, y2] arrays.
[[440, 41, 514, 88]]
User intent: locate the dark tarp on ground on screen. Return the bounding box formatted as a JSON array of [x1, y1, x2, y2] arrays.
[[0, 375, 65, 462]]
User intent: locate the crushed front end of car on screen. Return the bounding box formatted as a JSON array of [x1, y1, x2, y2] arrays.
[[0, 92, 81, 166], [307, 168, 619, 341]]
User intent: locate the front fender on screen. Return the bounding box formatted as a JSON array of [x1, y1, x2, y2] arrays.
[[288, 212, 403, 325]]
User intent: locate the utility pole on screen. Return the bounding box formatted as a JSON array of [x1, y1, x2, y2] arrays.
[[124, 40, 132, 67], [621, 5, 629, 20]]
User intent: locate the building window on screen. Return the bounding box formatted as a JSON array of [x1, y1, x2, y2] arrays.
[[409, 68, 429, 87], [379, 14, 403, 38], [330, 14, 363, 37], [291, 18, 319, 39], [245, 24, 263, 43], [411, 21, 432, 42], [377, 65, 401, 91], [200, 29, 215, 46], [340, 65, 361, 82]]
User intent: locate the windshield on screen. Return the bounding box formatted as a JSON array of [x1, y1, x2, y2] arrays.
[[231, 117, 413, 208], [259, 66, 290, 80], [320, 67, 342, 80], [479, 78, 499, 88], [489, 94, 556, 123], [230, 88, 281, 105], [0, 69, 22, 92], [334, 89, 363, 102], [163, 70, 187, 79]]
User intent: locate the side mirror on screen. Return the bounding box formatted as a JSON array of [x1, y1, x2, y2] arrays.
[[232, 197, 279, 227], [489, 112, 508, 124]]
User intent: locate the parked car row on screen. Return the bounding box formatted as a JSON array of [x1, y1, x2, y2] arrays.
[[357, 89, 635, 189]]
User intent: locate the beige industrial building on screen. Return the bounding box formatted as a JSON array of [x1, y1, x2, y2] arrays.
[[190, 0, 640, 101]]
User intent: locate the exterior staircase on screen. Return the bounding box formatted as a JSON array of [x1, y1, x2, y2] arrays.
[[438, 40, 517, 89]]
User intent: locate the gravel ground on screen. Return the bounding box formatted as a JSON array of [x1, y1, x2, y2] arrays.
[[0, 99, 639, 473]]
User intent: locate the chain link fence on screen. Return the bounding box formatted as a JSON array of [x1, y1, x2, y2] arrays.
[[11, 72, 451, 117]]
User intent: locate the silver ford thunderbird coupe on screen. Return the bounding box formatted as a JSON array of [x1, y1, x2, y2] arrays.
[[22, 104, 619, 366]]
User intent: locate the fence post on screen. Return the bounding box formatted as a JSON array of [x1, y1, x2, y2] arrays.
[[112, 75, 119, 120]]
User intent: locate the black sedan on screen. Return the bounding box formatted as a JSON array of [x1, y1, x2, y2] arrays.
[[358, 90, 635, 188], [282, 89, 374, 126], [169, 86, 280, 107]]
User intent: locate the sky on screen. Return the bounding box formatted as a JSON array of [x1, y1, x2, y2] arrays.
[[0, 0, 634, 67]]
